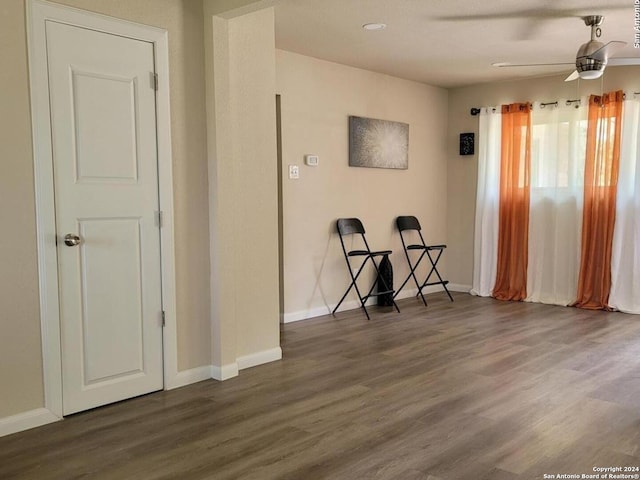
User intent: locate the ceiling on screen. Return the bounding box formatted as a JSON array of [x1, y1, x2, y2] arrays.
[[274, 0, 640, 88]]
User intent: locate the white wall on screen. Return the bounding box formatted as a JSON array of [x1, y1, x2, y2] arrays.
[[277, 50, 450, 321], [446, 66, 640, 286]]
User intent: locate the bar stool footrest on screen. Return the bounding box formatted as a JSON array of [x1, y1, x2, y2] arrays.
[[423, 280, 449, 287], [365, 289, 394, 298]]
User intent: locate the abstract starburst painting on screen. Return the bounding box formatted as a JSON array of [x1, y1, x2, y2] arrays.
[[349, 116, 409, 169]]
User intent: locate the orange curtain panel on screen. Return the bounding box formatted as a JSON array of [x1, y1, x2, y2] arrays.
[[493, 103, 532, 301], [574, 91, 623, 310]]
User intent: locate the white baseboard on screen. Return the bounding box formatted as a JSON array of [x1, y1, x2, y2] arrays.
[[282, 304, 331, 323], [397, 286, 429, 299], [449, 283, 471, 293], [237, 347, 282, 370], [211, 363, 239, 381], [167, 351, 283, 384], [282, 296, 380, 324], [283, 284, 466, 324], [0, 408, 60, 438], [165, 365, 213, 390]]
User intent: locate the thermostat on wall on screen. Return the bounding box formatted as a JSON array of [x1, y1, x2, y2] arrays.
[[305, 154, 319, 166]]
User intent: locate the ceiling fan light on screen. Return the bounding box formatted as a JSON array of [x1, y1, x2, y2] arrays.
[[579, 69, 604, 80]]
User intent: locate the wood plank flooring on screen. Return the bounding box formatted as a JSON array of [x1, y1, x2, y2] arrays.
[[2, 293, 640, 479]]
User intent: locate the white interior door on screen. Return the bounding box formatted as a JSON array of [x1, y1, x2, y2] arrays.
[[46, 21, 164, 415]]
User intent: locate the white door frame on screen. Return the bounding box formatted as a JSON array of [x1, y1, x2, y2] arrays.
[[27, 0, 179, 419]]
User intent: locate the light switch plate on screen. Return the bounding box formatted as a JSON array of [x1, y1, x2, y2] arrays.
[[305, 154, 319, 166], [288, 164, 299, 179]]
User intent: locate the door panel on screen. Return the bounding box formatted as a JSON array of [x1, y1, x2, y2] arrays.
[[72, 70, 140, 182], [46, 21, 163, 415], [79, 218, 144, 384]]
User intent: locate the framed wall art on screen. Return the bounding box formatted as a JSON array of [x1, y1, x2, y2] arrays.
[[349, 116, 409, 170]]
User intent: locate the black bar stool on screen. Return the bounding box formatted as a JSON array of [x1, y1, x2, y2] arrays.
[[333, 218, 401, 320], [395, 215, 453, 306]]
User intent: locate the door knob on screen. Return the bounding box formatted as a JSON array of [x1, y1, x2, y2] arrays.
[[64, 234, 81, 247]]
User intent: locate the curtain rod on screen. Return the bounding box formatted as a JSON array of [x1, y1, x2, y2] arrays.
[[470, 90, 640, 115]]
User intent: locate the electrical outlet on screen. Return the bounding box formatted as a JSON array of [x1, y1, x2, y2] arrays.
[[288, 164, 299, 179]]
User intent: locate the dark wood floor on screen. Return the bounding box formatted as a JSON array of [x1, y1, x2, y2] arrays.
[[3, 293, 640, 480]]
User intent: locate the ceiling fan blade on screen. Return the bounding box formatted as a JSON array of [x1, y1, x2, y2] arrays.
[[494, 62, 575, 68], [565, 70, 579, 82], [607, 57, 640, 66], [591, 41, 627, 62]]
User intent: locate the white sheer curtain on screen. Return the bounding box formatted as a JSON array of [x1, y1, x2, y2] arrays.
[[471, 108, 501, 297], [609, 97, 640, 313], [526, 101, 587, 305]]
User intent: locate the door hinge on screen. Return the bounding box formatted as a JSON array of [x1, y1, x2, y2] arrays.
[[151, 72, 158, 91], [162, 311, 166, 327], [156, 210, 163, 228]]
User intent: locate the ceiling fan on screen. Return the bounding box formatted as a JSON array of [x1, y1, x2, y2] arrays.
[[495, 15, 640, 81]]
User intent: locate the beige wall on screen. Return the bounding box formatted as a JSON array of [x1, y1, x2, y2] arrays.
[[228, 10, 280, 357], [447, 67, 640, 287], [276, 50, 449, 320], [205, 7, 280, 367], [0, 0, 211, 418], [0, 0, 44, 417]]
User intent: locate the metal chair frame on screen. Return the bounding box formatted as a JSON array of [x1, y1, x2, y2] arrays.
[[332, 218, 400, 320], [394, 216, 453, 306]]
